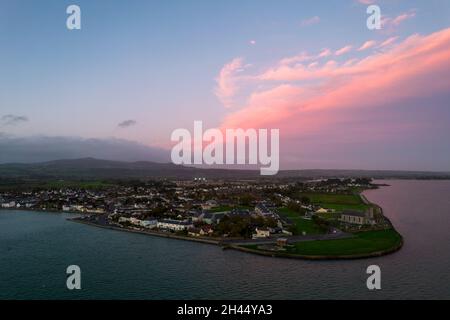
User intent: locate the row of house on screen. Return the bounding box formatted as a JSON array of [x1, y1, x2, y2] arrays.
[[117, 216, 195, 232], [1, 201, 16, 208], [255, 204, 275, 217]]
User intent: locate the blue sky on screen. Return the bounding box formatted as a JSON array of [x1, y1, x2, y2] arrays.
[[1, 0, 450, 169]]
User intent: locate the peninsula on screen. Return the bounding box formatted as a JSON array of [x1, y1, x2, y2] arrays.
[[0, 166, 403, 260]]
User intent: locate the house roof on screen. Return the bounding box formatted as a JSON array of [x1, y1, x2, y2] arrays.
[[159, 219, 192, 225]]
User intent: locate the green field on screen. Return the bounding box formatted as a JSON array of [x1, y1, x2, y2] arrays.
[[209, 205, 252, 212], [320, 203, 370, 212], [41, 180, 113, 189], [286, 229, 402, 256], [300, 193, 362, 204], [300, 193, 371, 212], [210, 206, 233, 212], [278, 207, 324, 235], [0, 180, 113, 191], [316, 211, 341, 220]]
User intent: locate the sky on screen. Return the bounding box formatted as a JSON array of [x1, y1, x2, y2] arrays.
[[1, 0, 450, 170]]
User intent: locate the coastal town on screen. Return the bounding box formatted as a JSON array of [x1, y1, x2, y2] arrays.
[[0, 177, 402, 258]]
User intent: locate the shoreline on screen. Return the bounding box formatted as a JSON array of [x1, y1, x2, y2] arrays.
[[69, 216, 404, 261], [2, 185, 404, 261], [69, 218, 222, 246], [227, 235, 404, 261]]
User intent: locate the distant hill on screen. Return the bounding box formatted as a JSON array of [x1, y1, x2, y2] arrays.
[[0, 136, 170, 164], [0, 158, 257, 180], [279, 169, 450, 180], [0, 158, 449, 181]]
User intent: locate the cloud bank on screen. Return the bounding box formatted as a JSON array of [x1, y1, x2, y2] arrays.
[[214, 27, 450, 170], [1, 114, 28, 126]]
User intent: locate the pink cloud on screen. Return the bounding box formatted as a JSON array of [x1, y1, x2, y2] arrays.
[[382, 9, 417, 32], [214, 57, 244, 108], [219, 27, 450, 144], [258, 58, 339, 82], [279, 52, 313, 65], [301, 16, 320, 27], [378, 36, 399, 48], [318, 48, 332, 58], [276, 48, 336, 69], [358, 40, 377, 51], [335, 45, 353, 56], [391, 10, 417, 26]]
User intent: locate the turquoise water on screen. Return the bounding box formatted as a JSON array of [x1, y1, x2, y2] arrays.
[[1, 180, 450, 299]]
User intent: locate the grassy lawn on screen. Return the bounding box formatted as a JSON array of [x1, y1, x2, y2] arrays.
[[286, 229, 402, 256], [278, 207, 324, 235], [210, 206, 233, 212], [300, 193, 371, 212], [42, 180, 113, 189], [321, 203, 370, 212], [210, 205, 252, 212], [300, 193, 362, 204], [316, 211, 341, 220]]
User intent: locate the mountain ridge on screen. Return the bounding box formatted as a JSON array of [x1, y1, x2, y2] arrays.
[[0, 158, 449, 180]]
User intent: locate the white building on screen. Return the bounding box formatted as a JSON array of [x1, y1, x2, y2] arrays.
[[253, 227, 271, 239], [1, 201, 16, 208], [201, 200, 218, 210], [340, 211, 374, 225], [130, 217, 142, 225], [118, 217, 131, 223], [157, 219, 194, 232], [255, 204, 273, 217], [119, 217, 142, 226], [140, 219, 158, 229]]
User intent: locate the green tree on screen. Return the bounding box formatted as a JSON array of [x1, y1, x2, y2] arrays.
[[300, 196, 311, 205]]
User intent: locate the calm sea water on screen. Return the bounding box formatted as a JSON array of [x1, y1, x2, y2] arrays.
[[1, 180, 450, 300]]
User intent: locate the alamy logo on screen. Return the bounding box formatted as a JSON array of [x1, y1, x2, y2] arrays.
[[171, 121, 279, 175], [66, 5, 81, 30], [66, 265, 81, 290], [366, 265, 381, 290], [367, 5, 381, 30]]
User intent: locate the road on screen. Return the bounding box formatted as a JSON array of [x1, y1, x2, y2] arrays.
[[221, 230, 353, 246]]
